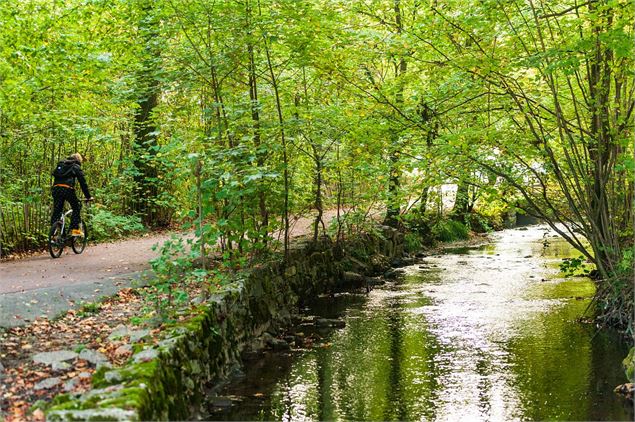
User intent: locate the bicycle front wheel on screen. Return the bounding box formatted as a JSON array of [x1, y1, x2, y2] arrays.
[[71, 221, 88, 254], [48, 221, 65, 258]]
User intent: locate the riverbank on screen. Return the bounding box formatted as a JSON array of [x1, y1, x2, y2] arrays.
[[1, 224, 411, 420], [0, 209, 381, 419], [2, 224, 631, 421]]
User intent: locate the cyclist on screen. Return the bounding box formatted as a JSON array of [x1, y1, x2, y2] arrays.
[[51, 152, 93, 237]]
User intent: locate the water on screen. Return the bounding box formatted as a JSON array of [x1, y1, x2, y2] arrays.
[[207, 226, 633, 421]]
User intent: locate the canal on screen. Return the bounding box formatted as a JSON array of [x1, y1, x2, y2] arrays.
[[207, 226, 632, 421]]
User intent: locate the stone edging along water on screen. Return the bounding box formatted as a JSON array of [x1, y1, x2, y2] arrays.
[[45, 226, 405, 421]]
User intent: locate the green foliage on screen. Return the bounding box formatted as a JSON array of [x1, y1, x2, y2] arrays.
[[77, 302, 102, 318], [624, 347, 634, 383], [559, 256, 592, 277], [464, 213, 493, 234], [617, 247, 634, 276], [593, 247, 635, 335], [89, 209, 146, 242], [0, 0, 631, 331], [73, 344, 87, 353], [474, 199, 513, 231], [328, 209, 380, 239], [399, 210, 435, 250], [432, 220, 469, 242], [403, 233, 423, 253], [401, 210, 432, 236], [147, 236, 193, 319]]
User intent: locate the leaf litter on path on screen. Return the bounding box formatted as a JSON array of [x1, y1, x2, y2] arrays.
[[0, 287, 159, 421]]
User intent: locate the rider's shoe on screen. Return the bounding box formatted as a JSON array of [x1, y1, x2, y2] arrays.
[[71, 229, 84, 237]]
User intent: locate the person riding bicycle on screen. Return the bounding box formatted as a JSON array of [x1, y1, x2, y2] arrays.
[[51, 153, 93, 237]]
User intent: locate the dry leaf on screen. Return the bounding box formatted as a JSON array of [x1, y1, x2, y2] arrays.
[[32, 408, 46, 421]]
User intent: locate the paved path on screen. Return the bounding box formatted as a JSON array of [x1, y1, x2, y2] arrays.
[[0, 233, 174, 328], [0, 209, 358, 328]]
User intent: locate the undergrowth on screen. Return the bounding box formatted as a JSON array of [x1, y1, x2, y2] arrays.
[[432, 219, 469, 242], [90, 208, 146, 241]]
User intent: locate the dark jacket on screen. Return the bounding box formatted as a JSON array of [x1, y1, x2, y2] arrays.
[[52, 159, 92, 198]]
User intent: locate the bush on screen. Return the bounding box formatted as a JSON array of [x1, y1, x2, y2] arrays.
[[475, 199, 511, 230], [401, 209, 432, 236], [89, 208, 146, 241], [432, 219, 469, 242], [465, 212, 493, 233], [403, 232, 423, 252]]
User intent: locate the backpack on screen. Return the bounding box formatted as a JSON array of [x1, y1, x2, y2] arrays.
[[52, 160, 75, 178]]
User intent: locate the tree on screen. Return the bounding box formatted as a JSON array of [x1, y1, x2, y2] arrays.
[[416, 0, 634, 329], [130, 0, 166, 225]]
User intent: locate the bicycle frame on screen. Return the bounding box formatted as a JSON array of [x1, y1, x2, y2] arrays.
[[57, 199, 90, 231], [58, 209, 74, 235], [49, 201, 91, 258]]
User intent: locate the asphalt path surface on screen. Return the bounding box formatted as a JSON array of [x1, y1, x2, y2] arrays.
[[0, 233, 173, 328], [0, 209, 362, 328]]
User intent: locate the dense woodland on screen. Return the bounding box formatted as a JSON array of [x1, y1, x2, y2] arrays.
[[0, 0, 633, 331]]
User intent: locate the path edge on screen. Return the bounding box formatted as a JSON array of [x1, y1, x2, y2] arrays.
[[46, 226, 406, 421]]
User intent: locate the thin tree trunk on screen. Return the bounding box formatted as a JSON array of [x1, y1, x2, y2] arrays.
[[336, 145, 344, 243], [195, 160, 206, 271], [262, 22, 289, 257], [312, 146, 324, 243], [453, 180, 470, 221], [419, 185, 429, 214], [246, 0, 268, 243]]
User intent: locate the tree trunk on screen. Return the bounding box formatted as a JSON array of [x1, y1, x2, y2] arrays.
[[262, 24, 290, 257], [453, 180, 470, 222], [384, 0, 407, 227], [246, 0, 269, 242], [312, 148, 325, 243], [419, 185, 430, 214], [385, 135, 401, 226], [131, 0, 161, 226]]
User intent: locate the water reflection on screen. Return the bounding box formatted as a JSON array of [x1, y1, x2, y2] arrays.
[[207, 226, 632, 421]]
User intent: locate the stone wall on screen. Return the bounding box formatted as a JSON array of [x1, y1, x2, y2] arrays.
[[47, 226, 404, 421]]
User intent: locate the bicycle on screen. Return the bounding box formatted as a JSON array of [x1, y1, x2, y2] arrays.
[[48, 199, 92, 258]]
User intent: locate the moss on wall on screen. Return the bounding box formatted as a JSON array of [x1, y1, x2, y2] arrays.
[[47, 227, 405, 421]]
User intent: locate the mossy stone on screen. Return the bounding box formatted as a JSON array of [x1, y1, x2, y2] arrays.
[[624, 347, 634, 382], [46, 226, 406, 421]]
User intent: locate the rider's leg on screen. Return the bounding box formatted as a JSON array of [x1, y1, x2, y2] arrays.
[[51, 186, 66, 224], [67, 190, 83, 235]]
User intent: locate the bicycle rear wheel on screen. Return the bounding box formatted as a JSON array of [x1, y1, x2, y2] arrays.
[[71, 221, 88, 254], [48, 221, 65, 258]]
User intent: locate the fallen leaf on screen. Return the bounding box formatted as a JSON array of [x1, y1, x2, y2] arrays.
[[33, 408, 45, 421]]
